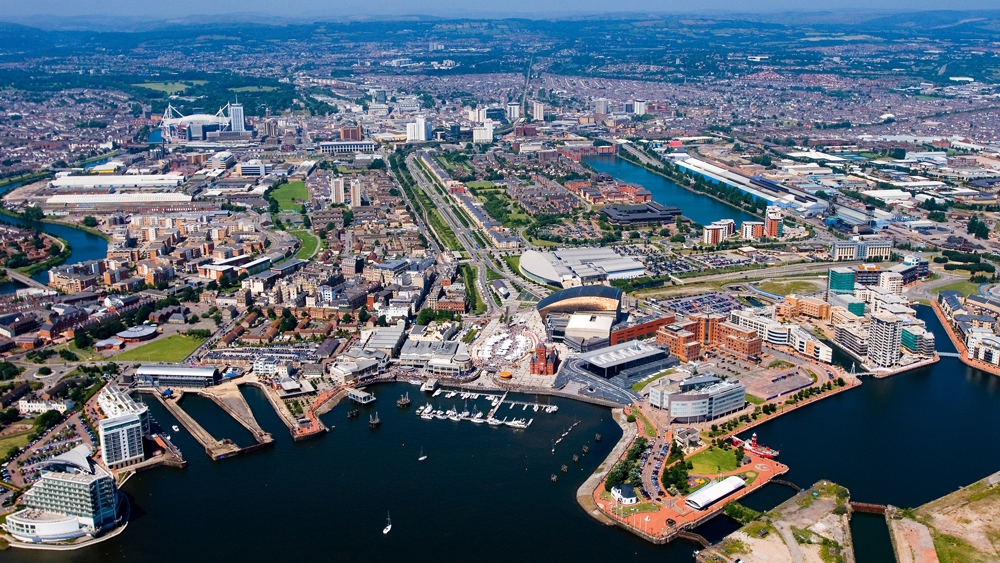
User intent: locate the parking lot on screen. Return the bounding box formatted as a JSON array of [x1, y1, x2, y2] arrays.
[[651, 292, 744, 316]]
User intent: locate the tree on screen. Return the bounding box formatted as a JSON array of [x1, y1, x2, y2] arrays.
[[82, 216, 98, 227], [357, 309, 371, 323], [341, 313, 354, 324], [368, 159, 386, 170], [74, 333, 93, 349], [377, 315, 387, 327]]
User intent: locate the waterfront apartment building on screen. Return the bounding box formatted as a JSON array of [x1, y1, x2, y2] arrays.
[[4, 448, 118, 543], [902, 325, 936, 356], [741, 221, 765, 240], [868, 311, 903, 368], [99, 413, 145, 470], [834, 323, 869, 358], [702, 224, 728, 245], [764, 207, 783, 238], [967, 329, 1000, 365], [789, 327, 834, 363]]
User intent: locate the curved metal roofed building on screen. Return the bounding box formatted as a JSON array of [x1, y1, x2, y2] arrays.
[[536, 285, 623, 322]]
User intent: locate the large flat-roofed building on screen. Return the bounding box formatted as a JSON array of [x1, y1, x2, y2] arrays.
[[318, 141, 377, 154], [398, 340, 460, 368], [577, 341, 670, 379], [599, 201, 682, 225], [536, 285, 622, 322], [49, 175, 184, 189], [133, 366, 219, 388], [99, 413, 144, 470], [519, 248, 645, 288], [776, 295, 830, 321], [832, 239, 893, 261], [828, 267, 857, 295], [46, 193, 193, 205]]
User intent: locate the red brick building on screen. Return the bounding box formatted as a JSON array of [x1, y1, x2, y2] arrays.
[[529, 343, 558, 376]]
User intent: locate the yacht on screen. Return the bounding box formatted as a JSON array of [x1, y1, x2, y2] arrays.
[[383, 512, 391, 535], [434, 410, 447, 420], [487, 417, 503, 426], [172, 425, 180, 432], [533, 405, 539, 412], [445, 391, 457, 399], [418, 448, 427, 461]]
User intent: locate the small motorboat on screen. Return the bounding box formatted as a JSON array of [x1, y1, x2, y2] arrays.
[[172, 425, 180, 432], [383, 512, 392, 535], [418, 447, 427, 461]]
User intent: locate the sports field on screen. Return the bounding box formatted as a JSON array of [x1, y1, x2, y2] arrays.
[[131, 81, 207, 94], [272, 181, 307, 213]]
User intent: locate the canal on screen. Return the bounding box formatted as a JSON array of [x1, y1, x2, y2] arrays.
[[0, 214, 109, 294], [582, 155, 759, 226]]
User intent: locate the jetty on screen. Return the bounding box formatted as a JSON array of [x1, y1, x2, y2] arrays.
[[140, 390, 264, 461]]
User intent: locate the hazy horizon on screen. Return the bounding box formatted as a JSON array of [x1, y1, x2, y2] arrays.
[[3, 2, 1000, 20]]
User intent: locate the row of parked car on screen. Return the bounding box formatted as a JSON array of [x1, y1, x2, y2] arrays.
[[642, 441, 673, 499]]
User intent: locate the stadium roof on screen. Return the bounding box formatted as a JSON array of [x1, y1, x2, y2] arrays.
[[536, 285, 622, 312]]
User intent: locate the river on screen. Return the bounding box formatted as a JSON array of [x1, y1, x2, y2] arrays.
[[0, 215, 109, 294], [583, 155, 759, 226]]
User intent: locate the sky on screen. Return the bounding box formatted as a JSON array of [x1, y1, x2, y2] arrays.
[[4, 0, 1000, 18]]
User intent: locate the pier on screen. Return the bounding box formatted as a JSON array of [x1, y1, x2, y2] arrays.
[[142, 390, 241, 460], [139, 378, 275, 460], [243, 380, 329, 441]]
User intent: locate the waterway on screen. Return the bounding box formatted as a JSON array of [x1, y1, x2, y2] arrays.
[[0, 214, 109, 294], [583, 155, 758, 227], [7, 307, 1000, 562]]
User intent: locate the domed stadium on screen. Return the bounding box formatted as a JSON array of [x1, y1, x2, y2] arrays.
[[536, 285, 623, 322]]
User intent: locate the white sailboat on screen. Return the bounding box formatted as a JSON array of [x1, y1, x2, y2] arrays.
[[418, 447, 427, 461], [383, 512, 392, 534]]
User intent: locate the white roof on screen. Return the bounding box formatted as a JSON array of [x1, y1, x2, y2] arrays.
[[685, 476, 745, 510], [135, 365, 217, 378], [48, 193, 191, 204]]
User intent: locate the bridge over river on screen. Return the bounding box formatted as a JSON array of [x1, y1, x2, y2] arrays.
[[4, 269, 50, 291]]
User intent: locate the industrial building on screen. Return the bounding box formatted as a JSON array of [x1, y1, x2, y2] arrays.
[[49, 175, 184, 190]]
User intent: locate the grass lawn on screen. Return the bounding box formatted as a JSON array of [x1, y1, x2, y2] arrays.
[[745, 393, 765, 405], [611, 501, 660, 517], [112, 334, 205, 363], [932, 279, 981, 297], [769, 360, 794, 369], [271, 181, 308, 213], [755, 280, 821, 296], [687, 447, 740, 475], [931, 530, 990, 563], [633, 409, 657, 438], [51, 342, 103, 362], [131, 80, 207, 94], [0, 430, 32, 453], [230, 86, 277, 92], [529, 237, 560, 247], [466, 181, 495, 189], [631, 369, 676, 393], [462, 264, 487, 315], [289, 230, 319, 259], [485, 268, 504, 281]]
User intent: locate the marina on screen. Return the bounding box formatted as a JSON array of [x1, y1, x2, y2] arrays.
[[412, 389, 558, 430]]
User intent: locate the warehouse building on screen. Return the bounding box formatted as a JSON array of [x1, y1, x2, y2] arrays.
[[133, 366, 220, 388]]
